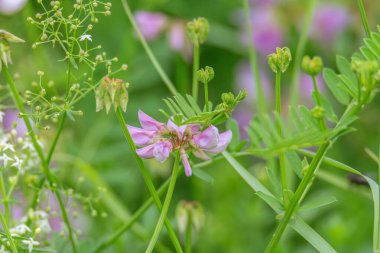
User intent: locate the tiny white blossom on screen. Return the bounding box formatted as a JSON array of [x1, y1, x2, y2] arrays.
[[21, 238, 39, 253], [0, 111, 4, 123], [2, 143, 15, 152], [0, 154, 13, 167], [10, 224, 31, 236], [79, 34, 92, 42], [22, 141, 34, 151], [11, 155, 24, 174]]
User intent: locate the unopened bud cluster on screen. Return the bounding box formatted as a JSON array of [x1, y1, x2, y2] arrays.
[[302, 55, 323, 76], [186, 17, 209, 46], [197, 66, 214, 84], [351, 59, 380, 91], [267, 47, 292, 73], [95, 77, 129, 114], [0, 29, 25, 70], [176, 200, 205, 234]]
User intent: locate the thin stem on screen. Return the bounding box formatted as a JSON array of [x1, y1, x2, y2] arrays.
[[0, 209, 18, 253], [265, 142, 330, 253], [311, 75, 326, 130], [121, 0, 177, 96], [243, 0, 266, 114], [275, 72, 287, 205], [0, 171, 9, 225], [185, 211, 192, 253], [357, 0, 371, 38], [146, 152, 181, 253], [204, 82, 209, 111], [192, 45, 200, 101], [290, 0, 316, 106], [2, 62, 78, 253], [116, 108, 183, 253]]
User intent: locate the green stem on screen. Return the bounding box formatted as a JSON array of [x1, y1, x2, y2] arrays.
[[290, 0, 316, 106], [311, 75, 326, 130], [275, 72, 287, 204], [204, 81, 209, 111], [2, 62, 78, 253], [0, 209, 18, 253], [185, 211, 192, 253], [146, 152, 181, 253], [0, 171, 9, 225], [243, 0, 266, 114], [116, 108, 183, 253], [357, 0, 371, 38], [192, 45, 200, 101], [121, 0, 177, 96]]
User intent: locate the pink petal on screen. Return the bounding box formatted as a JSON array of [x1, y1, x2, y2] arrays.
[[138, 110, 165, 131], [193, 125, 219, 149], [167, 120, 187, 138], [135, 11, 167, 41], [180, 151, 192, 177], [153, 141, 172, 163], [206, 130, 232, 154], [136, 144, 155, 158], [127, 125, 156, 146], [187, 124, 201, 134]]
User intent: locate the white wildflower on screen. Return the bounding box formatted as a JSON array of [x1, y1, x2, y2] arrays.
[[21, 238, 39, 253], [0, 153, 13, 167], [11, 155, 24, 174], [10, 224, 31, 236], [79, 34, 92, 42]]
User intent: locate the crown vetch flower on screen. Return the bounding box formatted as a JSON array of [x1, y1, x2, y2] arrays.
[[128, 110, 232, 176]]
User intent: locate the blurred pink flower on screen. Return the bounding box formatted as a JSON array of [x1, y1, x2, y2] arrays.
[[311, 4, 350, 43], [168, 22, 186, 51], [128, 110, 232, 176], [232, 104, 253, 139], [135, 11, 167, 41], [0, 0, 27, 15], [235, 61, 272, 103], [241, 7, 284, 56], [3, 110, 28, 136], [299, 73, 325, 104]]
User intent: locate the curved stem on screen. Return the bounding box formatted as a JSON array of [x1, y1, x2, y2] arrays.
[[185, 211, 192, 253], [204, 82, 209, 111], [0, 171, 9, 225], [2, 63, 78, 253], [116, 108, 183, 253], [357, 0, 371, 38], [146, 152, 181, 253], [243, 0, 266, 114], [192, 45, 200, 101], [289, 0, 316, 106], [120, 0, 177, 96]]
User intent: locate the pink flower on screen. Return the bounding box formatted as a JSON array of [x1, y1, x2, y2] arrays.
[[128, 110, 232, 176], [135, 11, 167, 41], [3, 110, 28, 136], [0, 0, 27, 15]]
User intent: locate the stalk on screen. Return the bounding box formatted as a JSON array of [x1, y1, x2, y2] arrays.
[[243, 0, 266, 114], [120, 0, 177, 96], [0, 210, 18, 253], [204, 80, 209, 111], [192, 45, 200, 102], [145, 152, 181, 253], [311, 76, 327, 130], [116, 108, 183, 253], [2, 62, 78, 253], [185, 211, 192, 253], [0, 172, 9, 225], [357, 0, 371, 38], [275, 72, 288, 205]]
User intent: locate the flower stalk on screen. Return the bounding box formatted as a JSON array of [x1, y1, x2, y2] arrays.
[[145, 152, 181, 253]]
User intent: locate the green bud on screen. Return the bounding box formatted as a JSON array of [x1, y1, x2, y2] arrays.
[[197, 66, 214, 84], [95, 77, 129, 114], [311, 106, 324, 119], [0, 30, 25, 43], [267, 47, 292, 73], [302, 55, 323, 76], [176, 200, 205, 234], [0, 30, 24, 70], [351, 59, 380, 91], [221, 92, 235, 105], [186, 17, 209, 46]]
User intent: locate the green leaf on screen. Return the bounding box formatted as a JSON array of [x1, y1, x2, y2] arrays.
[[285, 151, 303, 178], [256, 191, 283, 212], [323, 68, 350, 105], [299, 195, 337, 212], [291, 216, 337, 253], [192, 168, 214, 184], [336, 56, 358, 95]]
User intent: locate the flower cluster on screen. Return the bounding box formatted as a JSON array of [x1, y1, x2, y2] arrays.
[[95, 76, 129, 114], [128, 111, 232, 176]]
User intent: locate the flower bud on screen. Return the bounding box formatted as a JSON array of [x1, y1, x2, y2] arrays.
[[267, 47, 292, 73], [351, 59, 380, 92], [0, 30, 25, 69], [186, 17, 209, 46], [311, 106, 324, 119], [95, 77, 129, 114], [176, 200, 205, 234], [302, 55, 323, 76], [197, 66, 214, 84]]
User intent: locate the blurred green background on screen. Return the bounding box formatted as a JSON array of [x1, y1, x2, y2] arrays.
[[1, 0, 380, 252]]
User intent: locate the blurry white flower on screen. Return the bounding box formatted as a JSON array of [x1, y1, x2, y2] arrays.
[[21, 238, 39, 253], [0, 153, 13, 167], [0, 0, 27, 15], [2, 142, 14, 152], [79, 34, 92, 42], [10, 224, 31, 236], [11, 155, 24, 173], [0, 111, 4, 123]]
